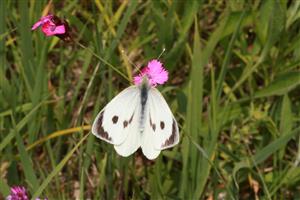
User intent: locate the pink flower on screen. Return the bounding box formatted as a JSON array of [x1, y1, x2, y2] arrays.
[[32, 14, 66, 36], [134, 59, 168, 87], [6, 186, 47, 200], [6, 186, 28, 200]]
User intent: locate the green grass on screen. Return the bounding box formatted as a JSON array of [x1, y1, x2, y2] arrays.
[[1, 0, 300, 199]]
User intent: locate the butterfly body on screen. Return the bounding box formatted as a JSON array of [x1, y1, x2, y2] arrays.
[[139, 78, 150, 133], [92, 77, 179, 160]]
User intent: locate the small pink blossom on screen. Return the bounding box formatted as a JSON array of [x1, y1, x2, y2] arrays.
[[32, 14, 66, 37], [134, 59, 168, 87], [6, 186, 47, 200], [6, 186, 28, 200]]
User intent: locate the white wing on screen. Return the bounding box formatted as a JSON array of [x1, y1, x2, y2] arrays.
[[114, 101, 141, 157], [141, 88, 179, 159], [92, 86, 140, 155]]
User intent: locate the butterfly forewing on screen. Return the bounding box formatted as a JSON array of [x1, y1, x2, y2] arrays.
[[150, 88, 179, 150], [114, 102, 141, 157], [140, 88, 179, 159], [92, 86, 140, 145]]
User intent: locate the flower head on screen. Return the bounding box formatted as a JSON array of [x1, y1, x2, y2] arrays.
[[134, 59, 168, 87], [32, 14, 71, 41], [6, 186, 28, 200]]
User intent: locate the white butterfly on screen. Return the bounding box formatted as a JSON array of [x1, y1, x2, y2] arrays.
[[91, 76, 179, 160]]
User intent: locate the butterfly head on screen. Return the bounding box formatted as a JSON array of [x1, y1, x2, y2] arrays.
[[134, 59, 168, 87], [140, 76, 151, 89]]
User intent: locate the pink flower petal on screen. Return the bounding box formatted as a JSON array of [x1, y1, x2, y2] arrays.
[[41, 22, 57, 36], [31, 21, 43, 30], [147, 60, 163, 73], [31, 15, 53, 30], [52, 25, 66, 34], [133, 75, 143, 85], [152, 69, 168, 84], [6, 186, 28, 200], [133, 59, 168, 87], [41, 22, 65, 36]]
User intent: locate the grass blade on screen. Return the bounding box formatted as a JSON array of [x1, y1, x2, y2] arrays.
[[32, 134, 89, 199], [11, 115, 39, 191], [254, 72, 300, 98], [181, 17, 203, 199]]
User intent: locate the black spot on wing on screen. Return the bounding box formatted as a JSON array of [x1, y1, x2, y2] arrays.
[[123, 120, 128, 128], [129, 113, 134, 124], [123, 112, 134, 128], [161, 119, 177, 148], [149, 116, 156, 132], [160, 121, 165, 130], [112, 116, 118, 124], [95, 111, 112, 141], [152, 124, 156, 132]]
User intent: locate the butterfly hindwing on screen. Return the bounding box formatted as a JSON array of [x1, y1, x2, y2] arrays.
[[113, 106, 141, 157], [140, 104, 161, 159], [92, 86, 140, 146], [141, 88, 179, 159]]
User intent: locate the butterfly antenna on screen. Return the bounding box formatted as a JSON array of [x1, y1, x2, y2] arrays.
[[157, 48, 166, 60], [121, 49, 141, 73]]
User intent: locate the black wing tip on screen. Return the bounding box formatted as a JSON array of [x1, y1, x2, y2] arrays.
[[92, 110, 112, 142], [161, 119, 179, 148]]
